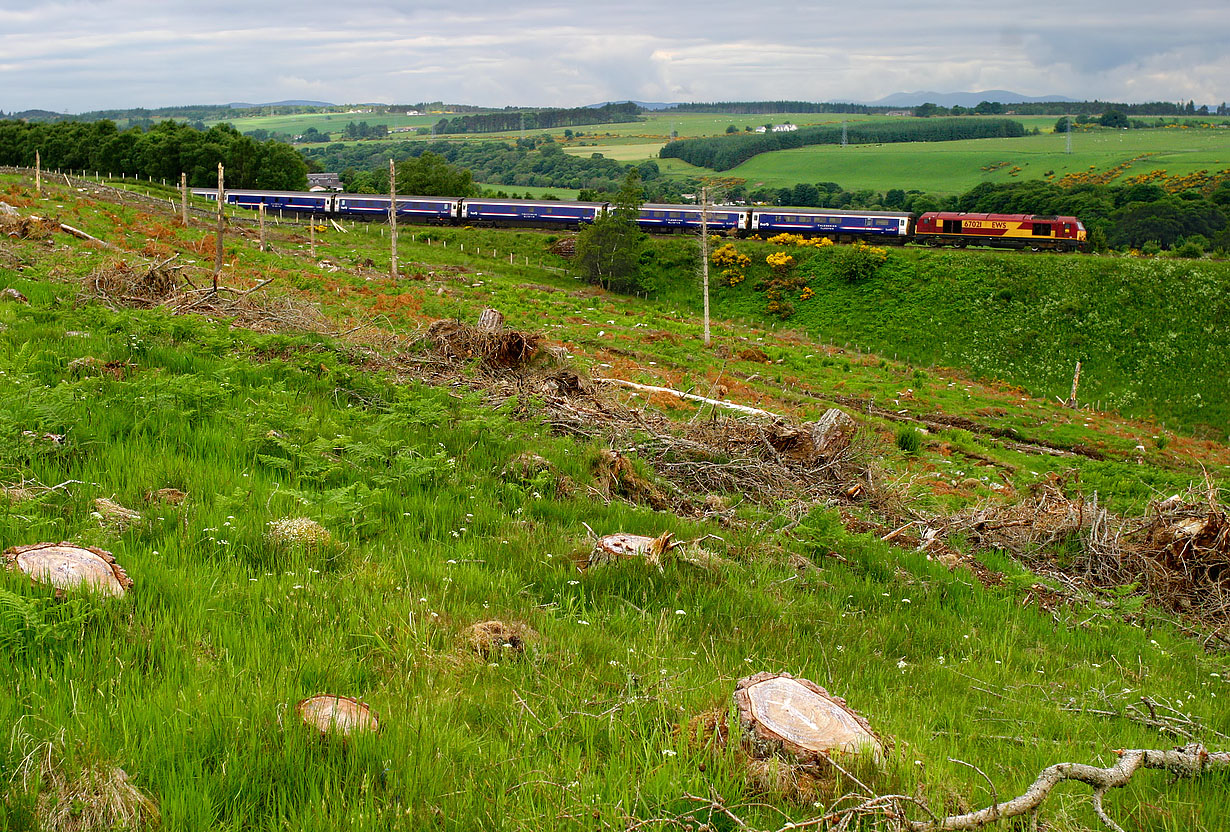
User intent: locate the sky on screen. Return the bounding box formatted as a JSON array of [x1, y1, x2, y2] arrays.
[[1, 0, 1227, 113]]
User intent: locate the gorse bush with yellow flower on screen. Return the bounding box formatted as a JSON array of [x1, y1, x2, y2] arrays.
[[767, 233, 834, 249], [766, 251, 795, 272], [711, 244, 751, 269], [712, 243, 751, 286]]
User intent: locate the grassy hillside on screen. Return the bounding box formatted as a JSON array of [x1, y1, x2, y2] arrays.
[[694, 242, 1230, 436], [1, 172, 1229, 832]]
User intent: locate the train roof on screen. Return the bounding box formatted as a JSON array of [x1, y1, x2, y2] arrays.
[[193, 189, 325, 197], [753, 207, 913, 218], [640, 203, 745, 211], [465, 198, 608, 208], [337, 194, 461, 202]]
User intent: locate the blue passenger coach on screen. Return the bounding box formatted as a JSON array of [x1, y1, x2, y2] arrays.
[[335, 195, 459, 221], [751, 208, 912, 239], [228, 190, 332, 214], [636, 204, 749, 232], [460, 199, 605, 228]]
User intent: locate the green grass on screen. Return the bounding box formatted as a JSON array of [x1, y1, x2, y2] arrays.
[[695, 240, 1230, 435], [210, 110, 441, 136], [719, 126, 1230, 195], [1, 171, 1228, 831]]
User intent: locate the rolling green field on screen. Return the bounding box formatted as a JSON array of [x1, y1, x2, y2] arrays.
[[2, 171, 1230, 831], [212, 107, 1230, 199], [210, 110, 441, 136], [721, 126, 1230, 195]]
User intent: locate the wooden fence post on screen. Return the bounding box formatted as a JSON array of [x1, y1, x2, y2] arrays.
[[214, 163, 225, 293], [180, 172, 188, 226], [389, 159, 398, 278]]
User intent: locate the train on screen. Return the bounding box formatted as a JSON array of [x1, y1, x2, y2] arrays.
[[192, 188, 1087, 251]]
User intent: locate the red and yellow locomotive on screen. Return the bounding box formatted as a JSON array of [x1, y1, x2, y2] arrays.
[[915, 212, 1087, 251]]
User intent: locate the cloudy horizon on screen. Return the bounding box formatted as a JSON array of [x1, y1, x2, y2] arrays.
[[1, 1, 1227, 114]]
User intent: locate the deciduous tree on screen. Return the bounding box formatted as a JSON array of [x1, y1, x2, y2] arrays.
[[575, 170, 645, 292]]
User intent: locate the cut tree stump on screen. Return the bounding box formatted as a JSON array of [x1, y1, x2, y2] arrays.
[[768, 408, 857, 463], [588, 531, 679, 570], [476, 307, 504, 333], [734, 672, 883, 764], [2, 542, 133, 597], [296, 694, 379, 737], [808, 408, 857, 459]]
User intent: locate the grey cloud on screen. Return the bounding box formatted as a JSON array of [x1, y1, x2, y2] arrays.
[[0, 0, 1226, 112]]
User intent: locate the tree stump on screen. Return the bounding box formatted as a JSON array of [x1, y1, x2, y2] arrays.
[[296, 694, 379, 737], [588, 531, 678, 570], [2, 542, 132, 597], [807, 408, 857, 460], [476, 307, 504, 334], [765, 409, 856, 463], [734, 672, 883, 763]]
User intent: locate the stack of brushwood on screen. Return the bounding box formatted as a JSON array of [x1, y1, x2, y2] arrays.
[[947, 473, 1230, 633], [81, 255, 330, 334], [424, 308, 540, 369]]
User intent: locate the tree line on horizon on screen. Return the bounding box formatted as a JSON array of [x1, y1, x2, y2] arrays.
[[0, 119, 308, 190]]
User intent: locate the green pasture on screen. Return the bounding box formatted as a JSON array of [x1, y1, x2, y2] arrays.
[[214, 110, 440, 137], [718, 126, 1230, 195]]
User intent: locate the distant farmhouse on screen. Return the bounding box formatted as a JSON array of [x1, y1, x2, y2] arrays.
[[754, 123, 798, 133], [307, 173, 343, 191]]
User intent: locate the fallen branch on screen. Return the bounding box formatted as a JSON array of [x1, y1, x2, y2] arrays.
[[60, 222, 118, 250], [820, 744, 1230, 832], [595, 377, 782, 418]]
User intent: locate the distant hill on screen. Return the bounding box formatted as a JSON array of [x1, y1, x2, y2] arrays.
[[7, 109, 64, 121], [227, 100, 334, 109], [586, 100, 680, 111], [868, 90, 1077, 108]]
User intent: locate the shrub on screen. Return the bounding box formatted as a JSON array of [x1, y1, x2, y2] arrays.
[[1172, 238, 1206, 259], [711, 244, 750, 269], [895, 426, 923, 454], [831, 243, 888, 282], [766, 252, 795, 272]]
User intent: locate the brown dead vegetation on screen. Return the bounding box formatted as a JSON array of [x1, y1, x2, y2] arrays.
[[945, 473, 1230, 636], [425, 317, 540, 368], [13, 735, 159, 832], [80, 256, 332, 334], [463, 619, 537, 658], [0, 210, 62, 240]]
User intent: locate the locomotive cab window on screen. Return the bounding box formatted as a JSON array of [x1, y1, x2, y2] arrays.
[[1032, 223, 1052, 237]]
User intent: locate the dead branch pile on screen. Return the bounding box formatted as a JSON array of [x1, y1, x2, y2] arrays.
[[548, 236, 576, 258], [83, 257, 185, 306], [80, 257, 332, 334], [400, 350, 878, 512], [0, 210, 62, 240], [424, 318, 540, 368], [947, 473, 1230, 629]]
